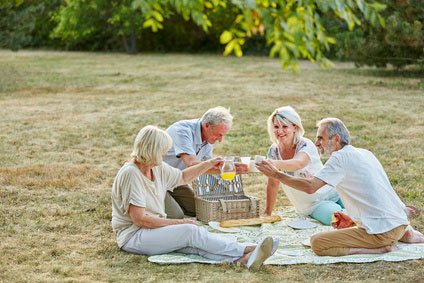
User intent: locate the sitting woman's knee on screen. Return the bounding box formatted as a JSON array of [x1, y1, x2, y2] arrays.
[[179, 223, 201, 235]]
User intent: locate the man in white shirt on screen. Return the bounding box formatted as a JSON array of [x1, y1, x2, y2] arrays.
[[256, 117, 424, 256], [163, 106, 248, 218]]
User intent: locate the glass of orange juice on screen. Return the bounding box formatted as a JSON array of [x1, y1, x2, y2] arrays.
[[220, 156, 236, 181]]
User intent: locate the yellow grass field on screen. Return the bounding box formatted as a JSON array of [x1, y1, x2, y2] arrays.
[[0, 50, 423, 282]]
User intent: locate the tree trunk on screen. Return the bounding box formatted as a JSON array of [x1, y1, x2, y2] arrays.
[[121, 13, 138, 54], [128, 16, 138, 54], [122, 36, 129, 53]]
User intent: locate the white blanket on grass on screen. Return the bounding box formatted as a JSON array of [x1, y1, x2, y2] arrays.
[[148, 208, 424, 265]]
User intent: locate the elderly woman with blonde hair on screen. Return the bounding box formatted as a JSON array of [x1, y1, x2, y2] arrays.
[[263, 106, 344, 225], [111, 125, 277, 270]]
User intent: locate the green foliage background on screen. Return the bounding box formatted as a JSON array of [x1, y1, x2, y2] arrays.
[[329, 0, 423, 69], [0, 0, 422, 69]]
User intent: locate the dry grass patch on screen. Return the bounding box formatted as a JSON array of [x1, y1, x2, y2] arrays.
[[0, 164, 103, 189]]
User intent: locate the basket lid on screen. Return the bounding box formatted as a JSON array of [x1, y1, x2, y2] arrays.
[[192, 174, 245, 196]]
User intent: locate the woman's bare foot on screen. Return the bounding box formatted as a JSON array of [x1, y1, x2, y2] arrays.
[[235, 245, 256, 266], [235, 252, 251, 266], [400, 228, 424, 243]]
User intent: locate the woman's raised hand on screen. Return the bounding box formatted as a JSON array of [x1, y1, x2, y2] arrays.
[[208, 156, 224, 170]]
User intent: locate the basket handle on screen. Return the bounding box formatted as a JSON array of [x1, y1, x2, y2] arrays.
[[219, 199, 250, 213]]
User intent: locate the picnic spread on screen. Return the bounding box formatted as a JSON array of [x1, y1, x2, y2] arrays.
[[148, 207, 424, 265], [147, 172, 424, 265]]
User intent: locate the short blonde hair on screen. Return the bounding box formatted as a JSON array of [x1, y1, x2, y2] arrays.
[[267, 106, 305, 145], [131, 125, 173, 165]]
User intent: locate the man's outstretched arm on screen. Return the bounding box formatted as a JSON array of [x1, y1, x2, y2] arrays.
[[256, 160, 326, 194]]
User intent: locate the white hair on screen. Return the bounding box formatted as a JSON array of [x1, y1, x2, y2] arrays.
[[317, 118, 351, 146], [131, 125, 173, 165], [200, 106, 233, 128], [267, 106, 305, 145]]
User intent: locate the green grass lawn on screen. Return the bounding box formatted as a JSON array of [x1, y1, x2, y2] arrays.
[[0, 50, 423, 282]]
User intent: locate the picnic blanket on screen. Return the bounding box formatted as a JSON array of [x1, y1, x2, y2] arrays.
[[148, 208, 424, 265]]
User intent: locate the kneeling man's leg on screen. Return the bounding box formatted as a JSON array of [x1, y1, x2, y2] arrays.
[[311, 225, 406, 256], [164, 191, 185, 219], [168, 185, 196, 217]]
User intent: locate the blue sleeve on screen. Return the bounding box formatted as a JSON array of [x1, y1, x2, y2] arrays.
[[173, 128, 196, 157]]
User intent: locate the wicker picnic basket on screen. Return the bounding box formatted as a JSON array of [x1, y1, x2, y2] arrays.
[[192, 174, 260, 223]]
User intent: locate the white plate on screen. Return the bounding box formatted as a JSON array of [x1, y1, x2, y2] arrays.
[[208, 221, 240, 233], [301, 238, 311, 247], [287, 219, 317, 230]]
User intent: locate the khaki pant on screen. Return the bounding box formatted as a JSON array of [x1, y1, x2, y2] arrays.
[[165, 185, 196, 219], [310, 225, 407, 256]]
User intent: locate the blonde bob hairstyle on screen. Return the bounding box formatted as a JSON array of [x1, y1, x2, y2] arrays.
[[131, 125, 173, 165], [267, 106, 305, 145]]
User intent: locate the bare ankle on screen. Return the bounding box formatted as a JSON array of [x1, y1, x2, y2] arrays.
[[382, 245, 396, 253], [348, 245, 395, 255], [244, 245, 256, 254], [235, 252, 251, 266]]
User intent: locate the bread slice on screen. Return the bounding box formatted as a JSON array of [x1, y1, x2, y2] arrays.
[[220, 215, 282, 228]]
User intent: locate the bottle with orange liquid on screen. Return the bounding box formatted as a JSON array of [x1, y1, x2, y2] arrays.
[[220, 156, 236, 181]]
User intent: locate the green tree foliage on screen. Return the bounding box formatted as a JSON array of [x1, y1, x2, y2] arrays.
[[51, 0, 139, 52], [1, 0, 389, 69], [330, 0, 423, 69], [0, 0, 61, 50], [138, 0, 388, 70]]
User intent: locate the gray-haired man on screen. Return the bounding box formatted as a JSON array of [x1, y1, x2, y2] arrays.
[[257, 117, 424, 256], [163, 106, 248, 219]]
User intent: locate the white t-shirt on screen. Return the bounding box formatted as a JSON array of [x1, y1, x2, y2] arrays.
[[111, 161, 182, 247], [267, 138, 339, 215], [315, 145, 408, 234], [164, 119, 213, 170]]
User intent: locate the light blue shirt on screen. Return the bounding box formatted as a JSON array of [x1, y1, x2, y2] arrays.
[[163, 119, 213, 170]]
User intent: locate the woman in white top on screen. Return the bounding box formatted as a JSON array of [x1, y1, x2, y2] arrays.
[[111, 125, 277, 270], [264, 106, 344, 225]]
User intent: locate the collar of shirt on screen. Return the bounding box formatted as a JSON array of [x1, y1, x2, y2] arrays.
[[196, 141, 208, 156], [194, 119, 204, 146]]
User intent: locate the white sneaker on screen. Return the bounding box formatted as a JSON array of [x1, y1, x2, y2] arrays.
[[246, 237, 274, 270]]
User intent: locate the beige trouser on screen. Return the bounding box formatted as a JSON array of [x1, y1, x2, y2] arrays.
[[310, 225, 407, 256], [165, 185, 196, 219]]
